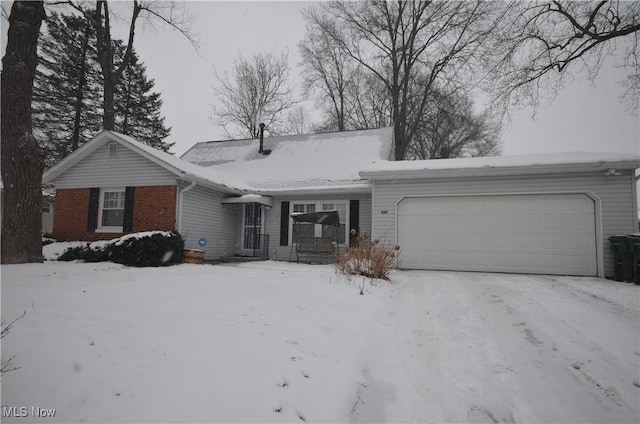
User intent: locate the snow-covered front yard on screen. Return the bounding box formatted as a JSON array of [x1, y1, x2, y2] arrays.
[[1, 258, 639, 423]]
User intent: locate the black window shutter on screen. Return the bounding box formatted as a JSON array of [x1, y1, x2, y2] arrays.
[[123, 187, 135, 233], [280, 201, 290, 246], [349, 199, 360, 246], [87, 188, 100, 231]]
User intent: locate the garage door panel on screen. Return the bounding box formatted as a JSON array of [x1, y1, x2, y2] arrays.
[[397, 194, 597, 276], [564, 235, 596, 250]]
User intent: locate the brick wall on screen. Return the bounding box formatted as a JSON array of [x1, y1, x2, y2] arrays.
[[52, 188, 92, 241], [52, 185, 177, 241], [132, 186, 177, 232]]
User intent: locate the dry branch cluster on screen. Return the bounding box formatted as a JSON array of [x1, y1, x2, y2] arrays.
[[334, 231, 400, 281]]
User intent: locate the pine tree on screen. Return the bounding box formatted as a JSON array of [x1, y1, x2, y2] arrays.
[[113, 42, 173, 152], [33, 11, 102, 167], [33, 12, 173, 164]]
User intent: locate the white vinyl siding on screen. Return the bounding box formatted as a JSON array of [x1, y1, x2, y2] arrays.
[[180, 184, 238, 260], [55, 141, 177, 188], [370, 171, 637, 278]]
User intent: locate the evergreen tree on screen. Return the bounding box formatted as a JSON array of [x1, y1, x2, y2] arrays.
[[33, 11, 103, 167], [33, 12, 173, 165], [113, 42, 173, 152]]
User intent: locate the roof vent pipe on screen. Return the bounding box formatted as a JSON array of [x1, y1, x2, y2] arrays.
[[258, 123, 264, 153], [259, 122, 271, 155]]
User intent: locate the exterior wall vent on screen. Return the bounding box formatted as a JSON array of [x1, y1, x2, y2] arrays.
[[108, 142, 118, 159]]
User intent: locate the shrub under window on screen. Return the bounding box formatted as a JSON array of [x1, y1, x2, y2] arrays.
[[58, 231, 185, 267]]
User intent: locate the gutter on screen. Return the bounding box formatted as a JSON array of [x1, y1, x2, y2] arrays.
[[360, 160, 640, 181]]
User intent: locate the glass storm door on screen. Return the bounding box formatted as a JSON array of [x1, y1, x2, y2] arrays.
[[243, 203, 263, 251]]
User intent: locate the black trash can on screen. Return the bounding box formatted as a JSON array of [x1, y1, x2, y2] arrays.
[[627, 234, 640, 285], [609, 235, 634, 282]]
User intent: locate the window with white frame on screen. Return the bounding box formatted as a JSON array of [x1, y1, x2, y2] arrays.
[[98, 188, 126, 231], [290, 201, 348, 244], [321, 203, 347, 244], [292, 203, 316, 239]]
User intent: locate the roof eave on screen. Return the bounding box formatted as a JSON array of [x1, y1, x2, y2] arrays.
[[42, 130, 188, 184], [252, 183, 372, 196], [360, 160, 640, 181], [179, 173, 248, 195]]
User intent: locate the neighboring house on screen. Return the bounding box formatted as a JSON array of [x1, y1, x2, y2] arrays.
[[0, 184, 56, 235], [42, 189, 55, 235], [43, 129, 639, 278]]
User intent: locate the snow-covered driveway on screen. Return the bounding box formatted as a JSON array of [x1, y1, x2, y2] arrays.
[[1, 261, 638, 423], [355, 271, 640, 423]]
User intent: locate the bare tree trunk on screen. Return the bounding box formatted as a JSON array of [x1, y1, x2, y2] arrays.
[[71, 19, 92, 151], [95, 0, 115, 130], [94, 0, 141, 131], [1, 1, 46, 264]]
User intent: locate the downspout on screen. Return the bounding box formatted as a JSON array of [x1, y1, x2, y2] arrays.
[[177, 179, 196, 234]]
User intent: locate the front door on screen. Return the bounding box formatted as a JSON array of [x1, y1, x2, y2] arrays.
[[242, 203, 264, 254]]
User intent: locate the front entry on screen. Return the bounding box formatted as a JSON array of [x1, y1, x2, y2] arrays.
[[242, 203, 265, 255]]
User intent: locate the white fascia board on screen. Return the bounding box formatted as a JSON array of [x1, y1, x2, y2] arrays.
[[253, 183, 372, 196], [360, 160, 640, 181], [179, 173, 248, 195], [107, 132, 188, 177]]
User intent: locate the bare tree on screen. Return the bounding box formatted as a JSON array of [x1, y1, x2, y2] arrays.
[[486, 0, 640, 111], [213, 50, 297, 138], [408, 89, 502, 159], [299, 10, 359, 132], [67, 0, 197, 130], [283, 106, 313, 135], [307, 1, 504, 160], [1, 1, 46, 264], [344, 69, 393, 130]]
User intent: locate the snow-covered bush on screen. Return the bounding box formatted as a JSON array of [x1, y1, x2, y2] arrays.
[[58, 244, 108, 262], [58, 231, 184, 267], [107, 231, 184, 267], [334, 231, 400, 280]]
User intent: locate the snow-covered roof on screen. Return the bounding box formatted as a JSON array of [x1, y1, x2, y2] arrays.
[[360, 152, 640, 180], [112, 133, 254, 191], [43, 130, 252, 192], [43, 128, 394, 195], [180, 127, 394, 193]]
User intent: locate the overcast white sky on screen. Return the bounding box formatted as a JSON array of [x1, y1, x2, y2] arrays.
[[2, 1, 639, 157]]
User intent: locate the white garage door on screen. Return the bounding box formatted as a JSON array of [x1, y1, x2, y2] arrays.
[[397, 193, 597, 276]]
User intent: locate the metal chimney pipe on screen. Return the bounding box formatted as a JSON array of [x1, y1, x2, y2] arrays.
[[259, 122, 265, 153]]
